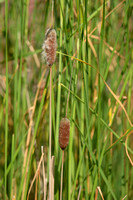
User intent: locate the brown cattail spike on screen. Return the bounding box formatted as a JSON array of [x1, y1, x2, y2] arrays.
[[59, 118, 70, 150], [42, 28, 57, 67]]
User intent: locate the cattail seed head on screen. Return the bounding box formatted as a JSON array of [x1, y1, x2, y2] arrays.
[[59, 118, 70, 150], [42, 28, 57, 67]]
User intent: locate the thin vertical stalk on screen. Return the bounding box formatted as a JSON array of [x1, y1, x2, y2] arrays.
[[97, 0, 105, 162], [55, 0, 64, 156], [84, 1, 89, 198], [60, 150, 64, 200], [125, 1, 132, 196], [68, 1, 75, 198], [51, 156, 55, 200], [41, 146, 46, 200], [10, 134, 15, 200], [5, 0, 8, 198], [13, 6, 19, 153], [16, 1, 23, 146], [49, 66, 52, 200], [22, 0, 29, 152], [77, 1, 84, 198], [55, 1, 63, 198], [68, 101, 76, 200], [126, 64, 132, 195], [65, 67, 73, 118]]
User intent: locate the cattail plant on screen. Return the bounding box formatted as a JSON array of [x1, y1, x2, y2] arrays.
[[42, 28, 57, 67], [59, 118, 70, 150], [59, 118, 70, 200], [59, 67, 72, 200], [42, 28, 57, 200]]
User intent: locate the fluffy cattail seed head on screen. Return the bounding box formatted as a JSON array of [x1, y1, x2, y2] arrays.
[[42, 28, 57, 67], [59, 118, 70, 150]]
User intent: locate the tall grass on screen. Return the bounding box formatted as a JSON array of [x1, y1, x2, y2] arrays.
[[0, 0, 133, 199]]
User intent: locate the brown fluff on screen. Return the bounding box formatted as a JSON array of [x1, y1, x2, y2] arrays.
[[42, 28, 57, 66], [59, 118, 70, 150]]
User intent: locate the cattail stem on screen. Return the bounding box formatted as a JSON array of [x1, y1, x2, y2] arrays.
[[41, 146, 46, 200], [52, 0, 54, 26], [60, 150, 64, 200], [65, 87, 70, 118], [65, 68, 73, 118], [49, 66, 52, 200]]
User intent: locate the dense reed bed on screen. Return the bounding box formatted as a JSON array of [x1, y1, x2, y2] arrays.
[[0, 0, 133, 199]]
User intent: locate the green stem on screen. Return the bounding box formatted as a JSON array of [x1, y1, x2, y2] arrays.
[[5, 0, 8, 198]]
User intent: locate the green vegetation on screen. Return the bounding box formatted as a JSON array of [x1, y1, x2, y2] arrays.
[[0, 0, 133, 199]]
